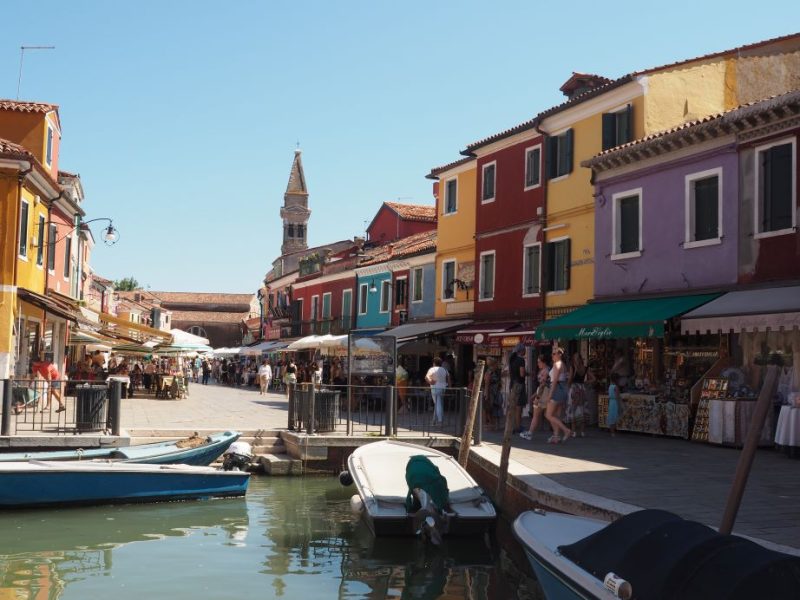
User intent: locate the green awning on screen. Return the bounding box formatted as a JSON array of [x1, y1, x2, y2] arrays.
[[536, 293, 721, 340]]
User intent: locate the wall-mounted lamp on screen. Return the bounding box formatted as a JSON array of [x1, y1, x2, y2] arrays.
[[52, 217, 120, 246], [368, 278, 393, 294]]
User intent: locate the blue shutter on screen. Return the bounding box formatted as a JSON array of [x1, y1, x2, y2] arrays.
[[602, 113, 616, 151]]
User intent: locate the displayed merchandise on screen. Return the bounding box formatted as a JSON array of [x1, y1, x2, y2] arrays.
[[599, 394, 690, 438]]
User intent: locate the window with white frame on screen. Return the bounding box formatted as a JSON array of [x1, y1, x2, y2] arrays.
[[442, 260, 455, 300], [612, 189, 642, 257], [545, 238, 571, 291], [47, 223, 56, 271], [524, 145, 541, 189], [358, 283, 368, 315], [341, 289, 353, 328], [546, 129, 574, 179], [685, 168, 722, 246], [46, 126, 53, 166], [482, 162, 496, 202], [36, 215, 45, 266], [394, 277, 408, 308], [523, 243, 541, 295], [63, 237, 72, 278], [444, 178, 457, 214], [321, 293, 332, 319], [379, 280, 391, 313], [18, 200, 29, 258], [755, 138, 796, 237], [411, 267, 423, 303], [310, 295, 319, 321], [479, 251, 495, 301]]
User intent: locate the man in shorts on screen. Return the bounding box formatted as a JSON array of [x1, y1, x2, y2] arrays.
[[508, 343, 528, 433]]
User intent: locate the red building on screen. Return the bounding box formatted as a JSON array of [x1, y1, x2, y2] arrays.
[[461, 119, 546, 343], [366, 201, 437, 244]]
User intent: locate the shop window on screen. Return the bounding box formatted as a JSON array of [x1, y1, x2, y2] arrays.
[[442, 260, 456, 300], [602, 105, 633, 151], [612, 189, 641, 258], [379, 281, 391, 313], [18, 200, 29, 258], [479, 251, 495, 301], [755, 138, 796, 237], [444, 178, 457, 214], [394, 277, 408, 308], [358, 284, 368, 315], [545, 238, 570, 292], [546, 129, 573, 179], [524, 145, 541, 189], [685, 168, 722, 246], [482, 162, 496, 203], [523, 243, 541, 295], [411, 267, 423, 303], [36, 215, 45, 266]]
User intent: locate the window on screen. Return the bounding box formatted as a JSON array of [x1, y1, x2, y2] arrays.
[[341, 289, 353, 328], [47, 223, 56, 270], [411, 267, 423, 303], [685, 168, 722, 247], [395, 277, 408, 308], [479, 251, 495, 301], [602, 105, 633, 151], [188, 326, 207, 338], [36, 215, 45, 266], [441, 260, 455, 300], [310, 295, 319, 321], [297, 224, 304, 239], [18, 200, 29, 258], [46, 126, 53, 166], [545, 238, 571, 292], [523, 243, 541, 296], [358, 283, 368, 315], [444, 178, 457, 214], [379, 281, 391, 313], [63, 237, 71, 278], [755, 138, 796, 237], [524, 145, 541, 189], [546, 129, 574, 179], [321, 293, 332, 319], [287, 224, 295, 238], [482, 162, 496, 203], [612, 189, 642, 258]]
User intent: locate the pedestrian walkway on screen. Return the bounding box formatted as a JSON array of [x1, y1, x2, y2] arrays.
[[119, 382, 800, 551]]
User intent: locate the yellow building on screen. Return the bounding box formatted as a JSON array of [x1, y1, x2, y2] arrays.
[[427, 157, 477, 320], [539, 33, 800, 315]]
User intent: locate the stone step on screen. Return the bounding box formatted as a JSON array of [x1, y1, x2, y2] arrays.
[[258, 453, 303, 476], [126, 428, 278, 438]]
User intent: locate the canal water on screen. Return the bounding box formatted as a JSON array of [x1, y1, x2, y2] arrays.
[[0, 476, 543, 599]]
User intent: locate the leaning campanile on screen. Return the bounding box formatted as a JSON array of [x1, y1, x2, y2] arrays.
[[280, 149, 311, 255]]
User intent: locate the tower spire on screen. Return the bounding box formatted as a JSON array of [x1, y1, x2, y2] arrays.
[[280, 149, 311, 255]]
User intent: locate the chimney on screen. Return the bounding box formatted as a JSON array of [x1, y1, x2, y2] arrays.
[[387, 243, 395, 258]]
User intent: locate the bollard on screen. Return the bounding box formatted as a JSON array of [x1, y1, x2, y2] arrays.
[[108, 380, 122, 436], [307, 383, 316, 435], [288, 383, 295, 430], [347, 383, 353, 436], [1, 379, 11, 436], [386, 385, 395, 437]]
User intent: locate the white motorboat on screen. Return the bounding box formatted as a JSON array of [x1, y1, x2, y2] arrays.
[[344, 440, 496, 540]]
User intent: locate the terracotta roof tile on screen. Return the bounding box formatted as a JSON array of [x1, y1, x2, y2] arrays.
[[0, 99, 58, 114], [426, 156, 474, 179], [0, 137, 36, 160], [170, 310, 248, 324], [359, 230, 437, 265], [384, 202, 436, 222], [144, 291, 255, 305]]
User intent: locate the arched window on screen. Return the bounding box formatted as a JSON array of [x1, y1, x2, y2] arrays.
[[187, 326, 207, 338], [297, 224, 304, 238], [287, 224, 295, 237]]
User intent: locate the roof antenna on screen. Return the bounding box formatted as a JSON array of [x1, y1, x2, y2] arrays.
[[17, 45, 55, 100]]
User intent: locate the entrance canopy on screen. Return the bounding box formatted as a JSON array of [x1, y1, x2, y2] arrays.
[[384, 319, 472, 342], [455, 321, 518, 344], [682, 286, 800, 334], [536, 293, 720, 341]]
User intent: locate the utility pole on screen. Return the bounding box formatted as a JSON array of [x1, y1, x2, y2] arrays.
[[17, 45, 55, 99]]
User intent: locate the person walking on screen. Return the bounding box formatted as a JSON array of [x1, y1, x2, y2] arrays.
[[284, 360, 298, 398], [520, 355, 550, 440], [425, 357, 449, 426], [545, 348, 572, 443], [258, 359, 272, 395], [201, 359, 211, 385], [566, 352, 587, 437], [32, 357, 66, 413], [608, 372, 622, 437], [507, 343, 528, 434], [396, 361, 409, 413]]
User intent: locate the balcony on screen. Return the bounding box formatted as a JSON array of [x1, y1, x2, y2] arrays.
[[286, 317, 354, 338]]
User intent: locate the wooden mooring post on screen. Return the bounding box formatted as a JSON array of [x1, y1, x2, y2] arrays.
[[459, 360, 485, 468]]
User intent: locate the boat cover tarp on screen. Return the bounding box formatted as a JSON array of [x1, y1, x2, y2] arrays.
[[558, 509, 800, 600], [404, 455, 449, 512]]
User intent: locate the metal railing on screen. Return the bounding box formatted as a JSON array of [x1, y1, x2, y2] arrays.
[[1, 378, 122, 436], [287, 383, 483, 442]]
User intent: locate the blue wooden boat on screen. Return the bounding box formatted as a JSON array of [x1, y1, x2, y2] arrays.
[[0, 431, 240, 465], [0, 460, 250, 508], [513, 509, 800, 600]]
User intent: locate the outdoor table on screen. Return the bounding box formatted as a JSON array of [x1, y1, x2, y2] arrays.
[[775, 405, 800, 458], [598, 393, 690, 438]]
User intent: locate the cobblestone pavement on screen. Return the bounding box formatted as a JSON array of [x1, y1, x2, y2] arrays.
[[120, 382, 800, 550]]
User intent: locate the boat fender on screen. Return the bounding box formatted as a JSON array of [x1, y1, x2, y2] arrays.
[[339, 470, 353, 486], [349, 494, 364, 515], [603, 573, 632, 600]]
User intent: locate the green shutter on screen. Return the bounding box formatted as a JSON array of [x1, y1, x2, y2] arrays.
[[565, 129, 574, 174], [545, 137, 556, 179], [602, 113, 616, 151], [563, 238, 571, 291]]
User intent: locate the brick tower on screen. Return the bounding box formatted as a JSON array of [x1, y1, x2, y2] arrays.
[[280, 149, 311, 255]]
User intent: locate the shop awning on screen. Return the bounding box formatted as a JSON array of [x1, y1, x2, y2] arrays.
[[536, 293, 721, 340], [681, 286, 800, 333], [17, 288, 83, 323], [455, 321, 518, 344], [384, 319, 472, 342]]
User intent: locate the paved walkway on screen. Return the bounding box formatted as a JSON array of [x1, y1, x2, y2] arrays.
[[120, 381, 800, 550]]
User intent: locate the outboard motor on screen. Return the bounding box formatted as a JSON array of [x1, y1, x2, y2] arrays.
[[222, 441, 253, 471]]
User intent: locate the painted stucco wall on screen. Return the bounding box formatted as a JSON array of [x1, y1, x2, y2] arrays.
[[355, 272, 391, 329], [594, 145, 739, 298], [434, 250, 475, 318], [0, 111, 60, 177], [409, 262, 435, 320], [15, 187, 48, 294]]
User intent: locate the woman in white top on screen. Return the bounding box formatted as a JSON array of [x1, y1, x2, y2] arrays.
[[545, 348, 572, 443]]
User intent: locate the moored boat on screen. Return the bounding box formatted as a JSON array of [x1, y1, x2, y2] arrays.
[[0, 430, 240, 465], [0, 460, 250, 508], [513, 508, 800, 600], [345, 440, 496, 539]]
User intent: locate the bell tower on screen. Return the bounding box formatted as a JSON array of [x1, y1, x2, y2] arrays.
[[280, 149, 311, 255]]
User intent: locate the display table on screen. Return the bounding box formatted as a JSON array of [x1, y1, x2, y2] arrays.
[[775, 406, 800, 458], [599, 393, 690, 438], [707, 398, 772, 447]]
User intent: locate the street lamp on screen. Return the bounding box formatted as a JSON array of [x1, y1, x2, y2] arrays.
[[52, 217, 120, 246]]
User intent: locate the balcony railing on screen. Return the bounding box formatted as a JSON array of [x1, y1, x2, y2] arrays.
[[287, 318, 354, 338]]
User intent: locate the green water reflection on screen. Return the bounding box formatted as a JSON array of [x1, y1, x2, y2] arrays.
[[0, 476, 542, 599]]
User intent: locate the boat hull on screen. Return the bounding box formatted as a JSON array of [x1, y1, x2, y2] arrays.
[[0, 463, 249, 508]]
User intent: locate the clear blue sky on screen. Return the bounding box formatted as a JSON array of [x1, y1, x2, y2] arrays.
[[2, 1, 796, 293]]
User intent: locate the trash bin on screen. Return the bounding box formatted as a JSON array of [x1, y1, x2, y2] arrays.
[[309, 390, 340, 432], [75, 385, 108, 431]]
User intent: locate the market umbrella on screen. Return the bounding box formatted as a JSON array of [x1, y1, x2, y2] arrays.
[[286, 335, 322, 351]]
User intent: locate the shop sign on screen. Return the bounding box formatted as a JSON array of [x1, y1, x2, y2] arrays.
[[500, 336, 521, 348], [475, 344, 501, 356], [456, 332, 498, 345], [577, 327, 614, 339]]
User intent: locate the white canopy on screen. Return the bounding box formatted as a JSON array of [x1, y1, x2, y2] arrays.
[[170, 328, 210, 346]]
